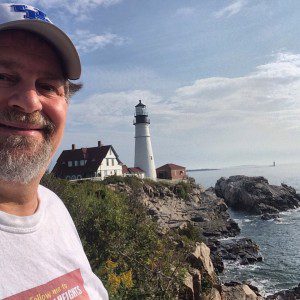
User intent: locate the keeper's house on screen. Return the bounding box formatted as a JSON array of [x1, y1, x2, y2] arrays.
[[52, 141, 123, 180], [156, 164, 187, 180], [122, 165, 145, 179]]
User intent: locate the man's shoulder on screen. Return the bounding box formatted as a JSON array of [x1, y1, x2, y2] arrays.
[[38, 184, 69, 214]]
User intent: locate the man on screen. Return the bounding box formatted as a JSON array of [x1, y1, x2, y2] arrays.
[[0, 3, 108, 299]]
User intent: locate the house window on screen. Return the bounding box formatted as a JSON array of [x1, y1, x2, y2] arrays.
[[75, 161, 79, 166], [109, 149, 112, 155], [68, 161, 72, 167], [80, 160, 85, 166], [112, 159, 114, 166], [106, 158, 109, 166], [104, 170, 107, 176]]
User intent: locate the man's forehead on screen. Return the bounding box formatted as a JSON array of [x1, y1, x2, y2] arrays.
[[0, 30, 63, 62], [0, 30, 65, 76]]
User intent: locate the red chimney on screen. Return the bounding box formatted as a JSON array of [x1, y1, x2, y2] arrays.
[[72, 144, 76, 150]]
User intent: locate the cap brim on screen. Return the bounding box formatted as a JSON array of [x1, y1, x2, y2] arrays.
[[0, 19, 81, 80]]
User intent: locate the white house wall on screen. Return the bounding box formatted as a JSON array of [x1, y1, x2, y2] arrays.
[[97, 148, 122, 180]]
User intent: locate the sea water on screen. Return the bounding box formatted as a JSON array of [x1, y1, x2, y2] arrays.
[[188, 163, 300, 296]]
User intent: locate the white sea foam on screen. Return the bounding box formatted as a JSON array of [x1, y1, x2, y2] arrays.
[[281, 211, 292, 216], [248, 278, 273, 297], [243, 219, 252, 223], [223, 260, 261, 271], [275, 221, 292, 225], [219, 236, 235, 241]]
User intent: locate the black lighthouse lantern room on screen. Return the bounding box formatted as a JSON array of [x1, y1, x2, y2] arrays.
[[134, 100, 150, 124]]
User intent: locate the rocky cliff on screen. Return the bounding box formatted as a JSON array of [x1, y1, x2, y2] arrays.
[[215, 175, 300, 219], [107, 178, 262, 299], [108, 179, 239, 237]]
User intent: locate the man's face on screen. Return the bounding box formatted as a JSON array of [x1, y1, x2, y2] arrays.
[[0, 30, 68, 184]]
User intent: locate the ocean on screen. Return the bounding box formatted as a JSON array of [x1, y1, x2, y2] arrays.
[[188, 163, 300, 296]]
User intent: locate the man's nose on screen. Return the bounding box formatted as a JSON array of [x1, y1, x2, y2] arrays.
[[7, 81, 42, 113]]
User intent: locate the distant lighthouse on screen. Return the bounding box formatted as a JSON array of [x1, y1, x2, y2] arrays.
[[134, 100, 157, 180]]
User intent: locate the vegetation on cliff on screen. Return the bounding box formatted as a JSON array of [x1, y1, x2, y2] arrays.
[[42, 174, 206, 299]]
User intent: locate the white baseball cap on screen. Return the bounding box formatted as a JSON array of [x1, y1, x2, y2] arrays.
[[0, 3, 81, 80]]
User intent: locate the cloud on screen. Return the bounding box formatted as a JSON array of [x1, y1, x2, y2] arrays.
[[214, 0, 247, 18], [71, 30, 127, 53], [175, 7, 195, 17], [69, 52, 300, 134], [68, 90, 162, 129], [65, 51, 300, 167], [11, 0, 122, 15]]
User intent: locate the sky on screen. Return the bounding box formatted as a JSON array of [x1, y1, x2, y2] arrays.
[[5, 0, 300, 169]]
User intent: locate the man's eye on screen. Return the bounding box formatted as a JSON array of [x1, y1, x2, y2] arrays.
[[0, 74, 14, 81], [0, 73, 17, 85], [38, 83, 58, 94]]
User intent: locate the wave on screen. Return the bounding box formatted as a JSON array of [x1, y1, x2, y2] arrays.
[[223, 260, 262, 271]]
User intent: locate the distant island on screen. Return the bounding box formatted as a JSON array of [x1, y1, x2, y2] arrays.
[[187, 168, 220, 172]]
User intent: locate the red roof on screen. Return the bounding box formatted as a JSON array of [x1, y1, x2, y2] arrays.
[[122, 164, 129, 173], [122, 165, 145, 174], [156, 163, 185, 171], [52, 145, 121, 177], [128, 167, 145, 174]]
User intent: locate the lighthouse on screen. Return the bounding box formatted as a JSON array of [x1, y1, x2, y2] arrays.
[[134, 100, 157, 180]]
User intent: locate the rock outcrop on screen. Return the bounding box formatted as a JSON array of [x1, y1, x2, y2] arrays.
[[181, 242, 218, 299], [266, 283, 300, 299], [215, 176, 300, 216], [221, 281, 263, 300], [109, 180, 240, 237], [208, 238, 262, 272]]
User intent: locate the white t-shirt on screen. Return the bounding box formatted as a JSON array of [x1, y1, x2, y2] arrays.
[[0, 185, 108, 300]]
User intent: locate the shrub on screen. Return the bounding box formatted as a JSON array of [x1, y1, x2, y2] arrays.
[[174, 181, 192, 200], [41, 174, 191, 299]]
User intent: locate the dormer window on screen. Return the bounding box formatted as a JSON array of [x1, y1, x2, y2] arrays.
[[68, 161, 72, 167]]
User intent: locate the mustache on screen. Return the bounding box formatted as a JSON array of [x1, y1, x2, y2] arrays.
[[0, 108, 56, 137]]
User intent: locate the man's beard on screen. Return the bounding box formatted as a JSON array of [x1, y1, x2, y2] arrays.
[[0, 108, 55, 184]]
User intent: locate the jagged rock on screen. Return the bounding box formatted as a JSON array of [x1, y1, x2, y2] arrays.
[[266, 283, 300, 299], [202, 287, 222, 300], [181, 272, 195, 300], [108, 181, 240, 238], [215, 176, 300, 214], [261, 213, 279, 220], [221, 282, 263, 300], [208, 238, 262, 271], [181, 243, 219, 300], [187, 242, 216, 282]]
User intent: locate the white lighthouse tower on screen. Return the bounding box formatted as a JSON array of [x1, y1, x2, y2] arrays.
[[134, 100, 157, 180]]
